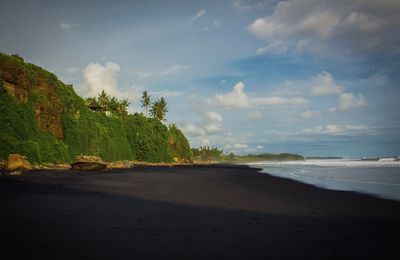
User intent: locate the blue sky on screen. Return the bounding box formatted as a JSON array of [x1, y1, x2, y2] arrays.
[[1, 0, 399, 157]]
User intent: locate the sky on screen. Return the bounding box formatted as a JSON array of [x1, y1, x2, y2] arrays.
[[1, 0, 399, 157]]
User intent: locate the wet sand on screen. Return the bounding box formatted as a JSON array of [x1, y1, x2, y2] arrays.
[[0, 164, 399, 259]]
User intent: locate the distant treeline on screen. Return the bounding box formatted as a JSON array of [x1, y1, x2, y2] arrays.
[[236, 153, 304, 161], [191, 146, 224, 162], [191, 146, 304, 162]]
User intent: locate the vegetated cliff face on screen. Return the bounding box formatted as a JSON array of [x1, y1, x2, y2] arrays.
[[0, 54, 63, 139], [0, 53, 192, 163]]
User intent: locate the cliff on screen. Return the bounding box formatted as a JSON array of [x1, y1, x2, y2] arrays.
[[0, 53, 192, 163]]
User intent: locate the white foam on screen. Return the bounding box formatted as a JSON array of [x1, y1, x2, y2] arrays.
[[247, 159, 400, 168]]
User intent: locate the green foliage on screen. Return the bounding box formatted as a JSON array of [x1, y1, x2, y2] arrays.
[[56, 83, 134, 162], [168, 124, 192, 162], [191, 146, 223, 162], [150, 97, 168, 121], [123, 113, 172, 162], [0, 78, 70, 163], [141, 90, 151, 117], [230, 152, 304, 162], [11, 54, 24, 63], [0, 52, 190, 163], [85, 90, 130, 116]]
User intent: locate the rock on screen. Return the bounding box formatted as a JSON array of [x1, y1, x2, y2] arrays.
[[71, 155, 106, 171], [8, 170, 22, 176], [71, 161, 106, 171], [7, 154, 33, 171]]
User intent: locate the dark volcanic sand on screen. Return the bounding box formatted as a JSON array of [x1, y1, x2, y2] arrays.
[[0, 165, 399, 259]]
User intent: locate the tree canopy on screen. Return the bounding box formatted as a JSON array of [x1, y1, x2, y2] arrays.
[[85, 90, 130, 116], [150, 97, 168, 121], [141, 90, 151, 117]]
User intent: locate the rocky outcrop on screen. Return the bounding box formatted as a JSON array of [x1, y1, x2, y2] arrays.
[[3, 81, 29, 102], [34, 80, 63, 139], [7, 154, 33, 171], [71, 156, 107, 171], [0, 55, 63, 139]]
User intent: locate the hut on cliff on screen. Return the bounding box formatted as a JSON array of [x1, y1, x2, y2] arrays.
[[88, 101, 104, 112]]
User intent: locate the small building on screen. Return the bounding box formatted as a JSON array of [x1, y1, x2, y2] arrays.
[[88, 101, 104, 112]]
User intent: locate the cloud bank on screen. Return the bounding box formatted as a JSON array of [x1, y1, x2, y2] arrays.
[[248, 0, 400, 55], [213, 81, 308, 108]]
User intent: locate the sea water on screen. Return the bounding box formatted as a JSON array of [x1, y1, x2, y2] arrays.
[[246, 158, 400, 202]]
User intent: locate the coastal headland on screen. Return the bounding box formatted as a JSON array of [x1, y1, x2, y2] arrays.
[[1, 164, 399, 259]]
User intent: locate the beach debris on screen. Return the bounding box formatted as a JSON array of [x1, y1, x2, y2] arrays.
[[7, 154, 33, 171], [8, 170, 22, 176], [71, 155, 107, 171], [106, 161, 135, 169]]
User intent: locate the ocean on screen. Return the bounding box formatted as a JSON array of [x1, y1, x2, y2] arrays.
[[247, 158, 400, 202]]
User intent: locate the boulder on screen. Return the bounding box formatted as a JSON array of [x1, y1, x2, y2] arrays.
[[71, 161, 106, 171], [8, 171, 22, 176], [71, 155, 106, 171], [7, 154, 33, 171]]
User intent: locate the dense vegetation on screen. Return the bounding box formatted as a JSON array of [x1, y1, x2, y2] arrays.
[[190, 146, 304, 162], [85, 90, 130, 116], [168, 125, 193, 161], [0, 78, 71, 163], [0, 52, 192, 163]]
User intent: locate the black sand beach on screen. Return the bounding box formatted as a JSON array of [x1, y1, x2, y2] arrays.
[[1, 165, 399, 259]]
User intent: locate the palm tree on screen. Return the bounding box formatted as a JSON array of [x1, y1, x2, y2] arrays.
[[116, 98, 130, 116], [108, 96, 119, 112], [159, 97, 168, 121], [97, 90, 110, 111], [150, 97, 168, 121], [141, 91, 151, 117]]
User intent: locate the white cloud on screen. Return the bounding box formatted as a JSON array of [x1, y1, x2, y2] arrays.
[[248, 17, 280, 38], [81, 62, 140, 102], [201, 27, 209, 31], [60, 23, 79, 29], [83, 62, 120, 97], [247, 110, 263, 119], [213, 81, 308, 108], [129, 71, 153, 78], [311, 71, 343, 95], [180, 123, 206, 137], [335, 92, 366, 112], [233, 0, 266, 11], [256, 144, 264, 149], [129, 65, 189, 78], [301, 110, 321, 118], [233, 143, 249, 149], [179, 110, 223, 137], [226, 143, 249, 150], [247, 0, 400, 55], [191, 9, 206, 21], [213, 20, 222, 27], [256, 41, 288, 54], [149, 90, 183, 98], [254, 96, 308, 106], [161, 65, 189, 76], [214, 82, 250, 108], [302, 124, 373, 135]]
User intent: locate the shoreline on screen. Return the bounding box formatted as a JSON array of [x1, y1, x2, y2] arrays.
[[1, 164, 399, 259]]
